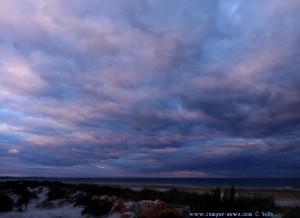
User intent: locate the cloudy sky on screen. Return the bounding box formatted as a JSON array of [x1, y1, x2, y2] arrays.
[[0, 0, 300, 178]]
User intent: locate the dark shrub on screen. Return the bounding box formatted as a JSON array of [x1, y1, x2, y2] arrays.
[[159, 208, 187, 218], [17, 195, 30, 210], [47, 183, 69, 200], [188, 186, 276, 213], [81, 199, 113, 216], [14, 183, 38, 210], [0, 195, 13, 212], [283, 207, 300, 218], [74, 193, 92, 207], [15, 183, 29, 196]]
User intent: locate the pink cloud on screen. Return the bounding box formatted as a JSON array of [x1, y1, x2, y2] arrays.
[[0, 57, 49, 94], [7, 148, 20, 154], [172, 171, 209, 178]]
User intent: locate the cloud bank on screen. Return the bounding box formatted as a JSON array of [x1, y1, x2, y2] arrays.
[[0, 0, 299, 177]]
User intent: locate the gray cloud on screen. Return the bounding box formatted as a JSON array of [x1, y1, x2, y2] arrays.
[[0, 0, 299, 177]]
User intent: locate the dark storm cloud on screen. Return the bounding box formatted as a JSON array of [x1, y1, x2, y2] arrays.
[[0, 0, 299, 177]]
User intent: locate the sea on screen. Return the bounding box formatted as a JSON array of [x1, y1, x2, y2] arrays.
[[1, 177, 299, 188]]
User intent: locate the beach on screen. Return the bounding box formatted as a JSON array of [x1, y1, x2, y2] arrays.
[[108, 184, 300, 207], [0, 180, 299, 218], [0, 186, 84, 218]]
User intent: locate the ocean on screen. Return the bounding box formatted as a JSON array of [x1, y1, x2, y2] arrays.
[[2, 177, 299, 188]]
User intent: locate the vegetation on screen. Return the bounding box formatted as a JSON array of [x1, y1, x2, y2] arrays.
[[0, 194, 13, 212], [81, 198, 113, 216], [73, 184, 278, 217], [0, 180, 38, 211], [283, 207, 300, 218], [47, 181, 73, 201], [0, 180, 284, 217]]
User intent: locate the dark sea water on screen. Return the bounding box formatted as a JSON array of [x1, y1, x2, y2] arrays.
[[2, 177, 298, 188]]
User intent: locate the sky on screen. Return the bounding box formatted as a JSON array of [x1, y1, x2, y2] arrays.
[[0, 0, 300, 178]]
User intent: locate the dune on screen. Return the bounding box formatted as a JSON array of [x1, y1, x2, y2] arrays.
[[1, 180, 300, 218]]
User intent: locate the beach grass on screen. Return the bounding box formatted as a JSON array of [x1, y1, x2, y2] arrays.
[[0, 180, 299, 217]]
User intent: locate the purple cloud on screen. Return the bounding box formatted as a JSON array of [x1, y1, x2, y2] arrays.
[[0, 0, 299, 177]]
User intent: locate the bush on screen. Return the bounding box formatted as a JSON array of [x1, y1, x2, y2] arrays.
[[283, 207, 300, 218], [15, 183, 29, 196], [0, 195, 13, 212], [74, 193, 92, 207], [81, 199, 113, 216], [188, 186, 276, 213], [17, 195, 30, 210], [0, 180, 279, 216], [47, 183, 69, 201]]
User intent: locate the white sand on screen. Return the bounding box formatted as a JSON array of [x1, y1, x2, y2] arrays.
[[0, 187, 84, 218], [0, 186, 138, 218], [0, 204, 85, 218]]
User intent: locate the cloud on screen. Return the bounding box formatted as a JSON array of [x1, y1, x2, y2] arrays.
[[7, 149, 20, 154], [0, 0, 299, 177]]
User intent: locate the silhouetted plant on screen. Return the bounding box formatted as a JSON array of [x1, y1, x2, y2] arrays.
[[0, 194, 13, 212], [47, 182, 76, 201], [0, 180, 279, 216], [283, 207, 300, 218], [81, 199, 113, 216], [229, 185, 235, 202], [74, 193, 92, 207]]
